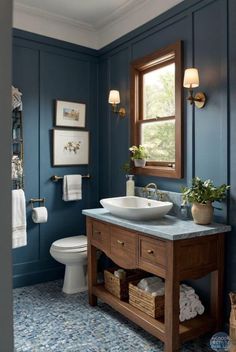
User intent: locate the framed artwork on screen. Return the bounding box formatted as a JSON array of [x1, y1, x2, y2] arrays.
[[55, 100, 86, 128], [53, 129, 89, 166]]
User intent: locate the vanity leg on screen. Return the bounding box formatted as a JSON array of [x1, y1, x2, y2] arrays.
[[211, 234, 224, 330], [164, 243, 180, 352], [88, 242, 98, 306]]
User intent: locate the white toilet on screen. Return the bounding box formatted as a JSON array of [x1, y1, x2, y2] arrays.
[[50, 235, 88, 294]]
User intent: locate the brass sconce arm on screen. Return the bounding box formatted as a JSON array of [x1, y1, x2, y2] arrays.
[[187, 89, 206, 109]]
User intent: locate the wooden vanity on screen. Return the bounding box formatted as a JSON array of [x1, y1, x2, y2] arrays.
[[83, 209, 231, 352]]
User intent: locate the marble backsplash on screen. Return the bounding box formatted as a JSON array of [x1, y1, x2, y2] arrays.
[[135, 186, 191, 220]]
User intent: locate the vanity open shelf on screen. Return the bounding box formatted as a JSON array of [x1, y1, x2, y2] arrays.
[[83, 208, 231, 352], [92, 284, 215, 344]]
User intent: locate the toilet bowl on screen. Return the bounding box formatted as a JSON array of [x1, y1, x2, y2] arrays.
[[50, 235, 87, 294]]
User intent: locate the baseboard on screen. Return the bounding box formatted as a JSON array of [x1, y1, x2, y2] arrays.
[[13, 266, 64, 288]]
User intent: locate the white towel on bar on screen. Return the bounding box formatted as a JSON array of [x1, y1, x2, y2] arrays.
[[12, 189, 27, 248], [63, 175, 82, 201]]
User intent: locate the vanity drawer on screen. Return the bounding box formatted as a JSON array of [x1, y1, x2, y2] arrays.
[[91, 220, 110, 252], [110, 226, 137, 268], [139, 236, 167, 269]]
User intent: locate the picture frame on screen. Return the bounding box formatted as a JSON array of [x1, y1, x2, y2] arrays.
[[53, 129, 89, 166], [55, 100, 86, 128]]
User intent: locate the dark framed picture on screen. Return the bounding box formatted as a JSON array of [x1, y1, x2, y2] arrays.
[[55, 100, 86, 128], [53, 129, 89, 166]]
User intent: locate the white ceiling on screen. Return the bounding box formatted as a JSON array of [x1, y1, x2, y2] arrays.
[[13, 0, 184, 49]]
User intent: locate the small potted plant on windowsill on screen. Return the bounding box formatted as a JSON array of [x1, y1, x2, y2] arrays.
[[129, 145, 148, 168], [181, 177, 230, 225]]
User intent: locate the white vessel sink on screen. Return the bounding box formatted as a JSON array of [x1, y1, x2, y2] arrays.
[[100, 196, 173, 221]]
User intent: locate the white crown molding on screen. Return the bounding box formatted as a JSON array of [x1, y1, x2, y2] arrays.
[[14, 2, 95, 31], [98, 0, 184, 48], [94, 0, 144, 29], [13, 0, 184, 49], [13, 4, 99, 49]]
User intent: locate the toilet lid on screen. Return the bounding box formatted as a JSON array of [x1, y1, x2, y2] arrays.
[[52, 235, 87, 250]]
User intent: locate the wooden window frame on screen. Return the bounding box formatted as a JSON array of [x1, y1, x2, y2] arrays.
[[130, 41, 183, 179]]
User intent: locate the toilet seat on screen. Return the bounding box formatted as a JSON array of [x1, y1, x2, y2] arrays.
[[51, 235, 87, 251]]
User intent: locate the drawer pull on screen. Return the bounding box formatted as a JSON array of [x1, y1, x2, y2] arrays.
[[94, 230, 101, 235], [117, 240, 124, 246], [147, 249, 154, 254]]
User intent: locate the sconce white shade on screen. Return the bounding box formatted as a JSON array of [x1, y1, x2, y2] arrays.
[[183, 68, 199, 88], [108, 90, 120, 104]]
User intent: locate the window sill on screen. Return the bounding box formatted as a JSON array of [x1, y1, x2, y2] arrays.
[[133, 165, 183, 179]]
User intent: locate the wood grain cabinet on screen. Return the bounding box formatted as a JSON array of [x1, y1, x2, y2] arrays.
[[86, 216, 226, 352]]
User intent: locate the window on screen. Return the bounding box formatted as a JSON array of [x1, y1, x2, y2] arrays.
[[130, 41, 183, 178]]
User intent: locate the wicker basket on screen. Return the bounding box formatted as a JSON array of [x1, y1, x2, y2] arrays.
[[129, 280, 165, 319], [104, 268, 146, 300]]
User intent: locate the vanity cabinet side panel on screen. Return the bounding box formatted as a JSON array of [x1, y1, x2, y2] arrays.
[[177, 235, 218, 280]]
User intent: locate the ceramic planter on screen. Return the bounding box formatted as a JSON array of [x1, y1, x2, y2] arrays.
[[191, 202, 213, 225], [134, 159, 146, 167]]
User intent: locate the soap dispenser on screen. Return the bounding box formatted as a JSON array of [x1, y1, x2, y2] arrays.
[[126, 175, 135, 196]]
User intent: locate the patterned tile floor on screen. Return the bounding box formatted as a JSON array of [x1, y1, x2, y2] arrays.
[[14, 280, 212, 352]]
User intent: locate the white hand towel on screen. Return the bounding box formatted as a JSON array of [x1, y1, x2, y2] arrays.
[[12, 189, 27, 248], [63, 175, 82, 201]]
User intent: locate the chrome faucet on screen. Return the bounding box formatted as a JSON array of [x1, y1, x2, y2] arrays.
[[143, 183, 167, 201], [143, 183, 158, 199]]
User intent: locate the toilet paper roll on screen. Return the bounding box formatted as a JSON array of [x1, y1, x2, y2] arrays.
[[32, 206, 48, 223]]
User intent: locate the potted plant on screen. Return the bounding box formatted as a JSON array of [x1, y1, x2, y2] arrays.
[[129, 145, 148, 167], [181, 177, 230, 225]]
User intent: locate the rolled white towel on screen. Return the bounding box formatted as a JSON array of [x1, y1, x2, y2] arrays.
[[180, 298, 189, 309], [181, 284, 195, 295], [179, 312, 185, 322], [180, 291, 186, 300], [196, 303, 205, 315]]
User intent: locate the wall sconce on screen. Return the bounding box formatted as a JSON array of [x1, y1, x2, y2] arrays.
[[108, 90, 126, 118], [183, 68, 207, 109]]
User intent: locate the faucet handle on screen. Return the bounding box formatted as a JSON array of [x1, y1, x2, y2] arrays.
[[156, 190, 167, 201]]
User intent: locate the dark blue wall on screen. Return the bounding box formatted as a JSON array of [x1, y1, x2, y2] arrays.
[[12, 30, 99, 287], [98, 0, 236, 320]]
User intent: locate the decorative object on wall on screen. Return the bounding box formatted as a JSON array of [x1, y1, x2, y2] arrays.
[[183, 68, 207, 108], [55, 100, 86, 128], [108, 90, 126, 118], [53, 129, 89, 166]]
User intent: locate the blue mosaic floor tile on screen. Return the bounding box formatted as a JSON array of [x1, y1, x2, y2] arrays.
[[14, 280, 212, 351]]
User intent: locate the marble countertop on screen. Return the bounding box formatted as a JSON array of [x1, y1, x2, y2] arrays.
[[82, 208, 231, 241]]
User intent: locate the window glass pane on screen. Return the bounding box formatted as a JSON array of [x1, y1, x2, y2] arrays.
[[141, 120, 175, 162], [143, 63, 175, 119]]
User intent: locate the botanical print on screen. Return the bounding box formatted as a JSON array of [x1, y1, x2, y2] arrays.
[[64, 141, 81, 154], [53, 129, 89, 165]]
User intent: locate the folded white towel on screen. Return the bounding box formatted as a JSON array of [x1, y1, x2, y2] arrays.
[[63, 175, 82, 201], [12, 189, 27, 248], [137, 276, 162, 290]]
